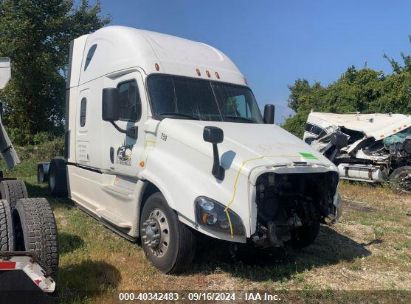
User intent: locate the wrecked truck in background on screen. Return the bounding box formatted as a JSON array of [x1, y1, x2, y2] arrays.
[[304, 112, 411, 192]]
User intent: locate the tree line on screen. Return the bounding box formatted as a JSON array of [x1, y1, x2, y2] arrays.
[[283, 43, 411, 137], [0, 0, 109, 145]]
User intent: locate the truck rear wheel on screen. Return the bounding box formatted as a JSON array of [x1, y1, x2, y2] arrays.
[[140, 192, 196, 274], [37, 162, 50, 183], [13, 198, 59, 277], [0, 180, 28, 209], [390, 166, 411, 193], [0, 199, 14, 251], [48, 157, 68, 197]]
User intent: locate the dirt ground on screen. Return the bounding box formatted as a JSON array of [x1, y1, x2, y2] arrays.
[[18, 173, 411, 303]]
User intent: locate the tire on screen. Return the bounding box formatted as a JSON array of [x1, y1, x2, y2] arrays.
[[140, 192, 196, 274], [289, 221, 320, 249], [37, 162, 50, 183], [0, 180, 28, 209], [0, 199, 14, 251], [48, 157, 68, 197], [390, 166, 411, 193], [13, 198, 59, 277]]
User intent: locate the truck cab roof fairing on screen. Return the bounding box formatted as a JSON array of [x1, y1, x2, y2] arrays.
[[308, 112, 411, 139], [73, 26, 246, 86]]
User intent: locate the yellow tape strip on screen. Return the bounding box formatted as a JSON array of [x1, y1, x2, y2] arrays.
[[224, 156, 265, 238], [144, 140, 157, 148], [141, 140, 157, 166]]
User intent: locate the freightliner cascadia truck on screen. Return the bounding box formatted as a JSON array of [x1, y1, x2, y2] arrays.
[[39, 26, 342, 274]]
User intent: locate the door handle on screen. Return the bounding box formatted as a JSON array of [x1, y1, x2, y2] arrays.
[[110, 147, 114, 164]]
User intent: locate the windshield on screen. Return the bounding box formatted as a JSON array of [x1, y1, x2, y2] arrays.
[[147, 74, 264, 123]]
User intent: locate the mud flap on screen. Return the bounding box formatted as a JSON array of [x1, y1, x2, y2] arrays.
[[0, 271, 57, 304]]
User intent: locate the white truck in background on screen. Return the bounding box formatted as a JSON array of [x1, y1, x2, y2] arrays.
[[40, 26, 342, 273], [304, 112, 411, 192], [0, 58, 57, 301]]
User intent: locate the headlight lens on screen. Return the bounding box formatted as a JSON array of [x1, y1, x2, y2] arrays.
[[195, 196, 245, 237]]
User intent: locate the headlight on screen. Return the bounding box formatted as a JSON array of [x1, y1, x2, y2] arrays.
[[195, 196, 245, 237]]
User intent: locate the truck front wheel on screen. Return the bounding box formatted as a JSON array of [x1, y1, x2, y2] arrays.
[[390, 166, 411, 193], [140, 192, 196, 274], [288, 221, 320, 249]]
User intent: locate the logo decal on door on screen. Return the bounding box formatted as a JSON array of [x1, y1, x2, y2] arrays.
[[116, 144, 133, 166]]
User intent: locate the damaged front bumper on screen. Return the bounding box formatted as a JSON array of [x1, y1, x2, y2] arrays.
[[250, 167, 342, 248]]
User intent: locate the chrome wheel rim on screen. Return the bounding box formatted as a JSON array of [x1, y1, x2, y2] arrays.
[[141, 208, 170, 257]]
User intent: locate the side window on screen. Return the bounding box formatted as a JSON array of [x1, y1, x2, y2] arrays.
[[304, 123, 313, 132], [305, 123, 325, 136], [80, 98, 87, 127], [84, 44, 97, 71], [117, 80, 141, 121]]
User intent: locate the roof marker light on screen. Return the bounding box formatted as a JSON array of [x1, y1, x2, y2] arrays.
[[196, 68, 201, 76], [206, 70, 211, 78], [155, 63, 160, 71], [215, 72, 220, 79]]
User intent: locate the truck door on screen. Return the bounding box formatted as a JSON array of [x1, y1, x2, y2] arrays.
[[103, 71, 146, 177]]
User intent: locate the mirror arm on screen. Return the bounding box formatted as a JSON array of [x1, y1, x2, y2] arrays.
[[211, 143, 224, 180], [110, 121, 138, 139]]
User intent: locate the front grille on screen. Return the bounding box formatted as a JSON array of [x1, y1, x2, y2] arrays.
[[255, 171, 338, 225]]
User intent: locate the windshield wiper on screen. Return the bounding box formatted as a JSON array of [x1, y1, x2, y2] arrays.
[[159, 112, 200, 120], [223, 116, 255, 123]]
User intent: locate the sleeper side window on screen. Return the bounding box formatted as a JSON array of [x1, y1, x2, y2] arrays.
[[117, 80, 141, 122], [80, 98, 87, 127], [84, 44, 97, 71]]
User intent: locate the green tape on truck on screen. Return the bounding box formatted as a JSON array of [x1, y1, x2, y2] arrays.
[[299, 152, 318, 160]]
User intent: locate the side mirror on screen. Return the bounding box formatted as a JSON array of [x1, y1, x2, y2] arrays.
[[203, 126, 224, 144], [263, 104, 275, 124], [203, 126, 224, 180], [102, 88, 120, 121]]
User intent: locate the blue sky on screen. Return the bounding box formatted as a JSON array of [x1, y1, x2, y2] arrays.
[[98, 0, 411, 122]]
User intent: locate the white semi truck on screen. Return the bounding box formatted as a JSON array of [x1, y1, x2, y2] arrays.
[[40, 26, 342, 274], [0, 58, 57, 300]]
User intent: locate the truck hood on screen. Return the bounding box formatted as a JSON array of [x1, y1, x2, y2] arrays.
[[153, 119, 337, 179]]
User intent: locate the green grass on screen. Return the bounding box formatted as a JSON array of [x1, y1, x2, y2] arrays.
[[2, 145, 411, 303]]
